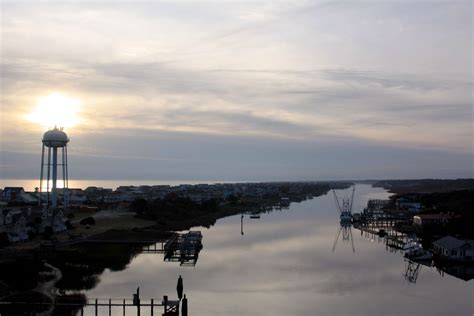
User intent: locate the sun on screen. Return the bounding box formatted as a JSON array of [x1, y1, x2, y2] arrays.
[[27, 93, 81, 129]]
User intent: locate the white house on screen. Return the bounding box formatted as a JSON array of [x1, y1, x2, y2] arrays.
[[52, 209, 67, 232], [433, 236, 474, 261], [2, 210, 28, 242]]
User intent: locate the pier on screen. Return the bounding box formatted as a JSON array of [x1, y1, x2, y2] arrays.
[[43, 231, 204, 266], [0, 288, 187, 316]]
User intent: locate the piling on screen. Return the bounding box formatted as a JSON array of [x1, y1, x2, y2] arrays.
[[182, 294, 188, 316]]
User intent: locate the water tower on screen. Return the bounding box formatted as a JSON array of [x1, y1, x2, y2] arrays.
[[39, 127, 69, 209]]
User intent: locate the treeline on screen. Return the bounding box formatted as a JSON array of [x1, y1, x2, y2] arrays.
[[130, 194, 222, 230], [373, 179, 474, 193]]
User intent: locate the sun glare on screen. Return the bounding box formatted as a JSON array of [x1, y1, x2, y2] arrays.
[[27, 93, 81, 128]]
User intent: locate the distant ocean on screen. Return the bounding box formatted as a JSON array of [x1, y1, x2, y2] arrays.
[[0, 179, 242, 191]]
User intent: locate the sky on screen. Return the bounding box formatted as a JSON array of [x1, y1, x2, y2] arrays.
[[0, 0, 473, 182]]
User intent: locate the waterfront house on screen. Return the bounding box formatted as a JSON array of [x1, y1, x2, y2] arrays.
[[2, 187, 25, 202], [433, 236, 474, 261], [396, 197, 421, 212], [413, 213, 458, 227]]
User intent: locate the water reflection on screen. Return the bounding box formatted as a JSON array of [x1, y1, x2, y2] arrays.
[[404, 259, 422, 283], [332, 220, 355, 253], [12, 184, 466, 316]]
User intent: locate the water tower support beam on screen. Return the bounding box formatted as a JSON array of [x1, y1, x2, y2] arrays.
[[46, 146, 51, 207], [52, 147, 58, 208], [62, 146, 68, 208], [39, 144, 45, 206]]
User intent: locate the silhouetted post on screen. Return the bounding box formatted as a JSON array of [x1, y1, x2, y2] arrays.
[[133, 287, 141, 316], [151, 298, 154, 316], [181, 294, 188, 316], [163, 295, 168, 314], [177, 275, 183, 300]]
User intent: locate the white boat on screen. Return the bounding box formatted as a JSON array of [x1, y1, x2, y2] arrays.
[[403, 241, 432, 261]]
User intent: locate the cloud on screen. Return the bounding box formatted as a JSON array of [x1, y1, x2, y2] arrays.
[[0, 1, 472, 180]]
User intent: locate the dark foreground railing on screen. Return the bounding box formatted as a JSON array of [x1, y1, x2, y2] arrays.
[[0, 288, 188, 316]]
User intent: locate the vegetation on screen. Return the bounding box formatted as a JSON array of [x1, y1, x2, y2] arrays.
[[131, 194, 221, 231], [373, 179, 474, 194], [418, 190, 474, 239], [130, 183, 344, 231]]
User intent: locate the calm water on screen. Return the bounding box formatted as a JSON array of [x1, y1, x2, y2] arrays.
[[80, 185, 471, 315]]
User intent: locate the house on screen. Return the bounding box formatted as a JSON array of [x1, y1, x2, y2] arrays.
[[1, 209, 28, 242], [413, 213, 458, 227], [16, 192, 39, 204], [68, 190, 88, 205], [433, 236, 474, 261], [2, 187, 25, 202], [396, 197, 421, 212], [51, 209, 67, 232]]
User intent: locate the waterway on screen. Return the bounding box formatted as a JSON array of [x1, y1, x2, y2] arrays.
[[79, 184, 472, 315]]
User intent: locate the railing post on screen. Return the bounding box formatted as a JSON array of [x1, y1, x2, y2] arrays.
[[163, 295, 168, 314], [123, 299, 126, 316], [151, 298, 154, 316], [182, 294, 188, 316], [95, 299, 98, 316], [109, 298, 112, 316]]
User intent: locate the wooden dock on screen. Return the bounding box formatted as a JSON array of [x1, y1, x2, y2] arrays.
[[43, 231, 204, 267]]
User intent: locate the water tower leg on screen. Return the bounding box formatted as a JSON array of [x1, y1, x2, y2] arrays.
[[62, 147, 67, 208], [46, 147, 51, 207], [52, 147, 58, 208], [39, 144, 45, 205]]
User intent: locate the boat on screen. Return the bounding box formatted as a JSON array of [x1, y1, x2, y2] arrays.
[[184, 231, 203, 242], [403, 241, 432, 261], [249, 214, 261, 219], [339, 211, 352, 223]]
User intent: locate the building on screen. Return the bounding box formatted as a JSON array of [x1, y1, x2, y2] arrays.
[[2, 187, 26, 202], [433, 236, 474, 261], [396, 197, 421, 212], [413, 213, 458, 227], [0, 209, 28, 242]]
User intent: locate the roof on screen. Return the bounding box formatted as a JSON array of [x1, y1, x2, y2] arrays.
[[3, 187, 25, 193], [433, 236, 465, 250], [415, 213, 454, 220]]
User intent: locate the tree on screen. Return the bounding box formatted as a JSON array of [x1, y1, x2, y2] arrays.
[[130, 199, 148, 216]]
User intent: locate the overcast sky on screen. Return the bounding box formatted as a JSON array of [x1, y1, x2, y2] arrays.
[[0, 0, 472, 182]]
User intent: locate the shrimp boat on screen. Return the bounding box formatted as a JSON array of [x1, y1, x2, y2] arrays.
[[333, 186, 355, 223], [403, 241, 432, 261]]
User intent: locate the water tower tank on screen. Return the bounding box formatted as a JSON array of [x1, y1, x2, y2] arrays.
[[42, 128, 69, 148]]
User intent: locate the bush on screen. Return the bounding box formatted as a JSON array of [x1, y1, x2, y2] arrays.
[[0, 232, 10, 248], [65, 220, 74, 230], [43, 226, 54, 239], [80, 217, 95, 226]]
